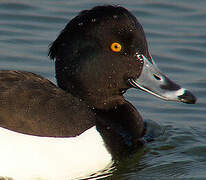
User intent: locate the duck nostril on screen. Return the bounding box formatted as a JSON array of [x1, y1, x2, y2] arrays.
[[153, 74, 161, 81]]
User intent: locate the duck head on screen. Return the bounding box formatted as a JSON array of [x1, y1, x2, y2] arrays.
[[49, 5, 196, 109]]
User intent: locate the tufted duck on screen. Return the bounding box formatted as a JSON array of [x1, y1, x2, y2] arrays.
[[0, 5, 196, 180]]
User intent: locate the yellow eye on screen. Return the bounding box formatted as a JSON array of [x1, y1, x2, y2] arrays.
[[110, 42, 122, 52]]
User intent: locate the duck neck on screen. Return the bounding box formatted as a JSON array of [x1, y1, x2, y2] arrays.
[[78, 91, 126, 110], [94, 99, 145, 159]]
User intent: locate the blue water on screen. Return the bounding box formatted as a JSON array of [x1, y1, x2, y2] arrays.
[[0, 0, 206, 179]]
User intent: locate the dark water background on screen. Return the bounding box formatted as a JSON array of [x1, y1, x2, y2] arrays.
[[0, 0, 206, 179]]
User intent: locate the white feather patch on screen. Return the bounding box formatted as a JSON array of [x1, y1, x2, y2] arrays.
[[0, 126, 113, 180]]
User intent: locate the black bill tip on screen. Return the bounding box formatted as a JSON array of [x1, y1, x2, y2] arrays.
[[178, 90, 197, 104]]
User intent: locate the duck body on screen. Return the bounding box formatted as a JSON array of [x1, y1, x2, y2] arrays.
[[0, 71, 110, 180], [0, 5, 196, 180], [0, 71, 142, 180]]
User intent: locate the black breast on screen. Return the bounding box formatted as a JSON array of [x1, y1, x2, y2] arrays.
[[95, 101, 145, 159]]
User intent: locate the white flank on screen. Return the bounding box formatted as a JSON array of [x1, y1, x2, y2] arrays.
[[0, 126, 113, 180]]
